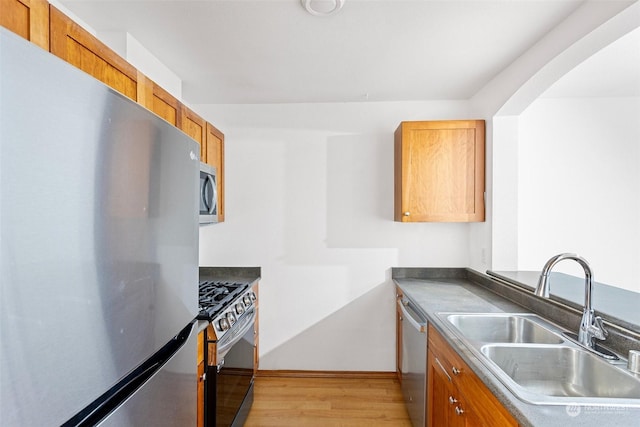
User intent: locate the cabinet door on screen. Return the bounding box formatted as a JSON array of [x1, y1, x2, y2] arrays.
[[429, 349, 485, 427], [50, 7, 139, 102], [205, 123, 225, 222], [0, 0, 48, 49], [394, 120, 485, 222], [197, 330, 205, 427], [135, 76, 181, 127], [197, 361, 205, 427], [428, 349, 454, 427], [180, 106, 206, 157], [252, 282, 259, 375], [428, 325, 518, 427]]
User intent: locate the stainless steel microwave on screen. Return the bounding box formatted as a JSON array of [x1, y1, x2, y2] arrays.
[[199, 162, 218, 224]]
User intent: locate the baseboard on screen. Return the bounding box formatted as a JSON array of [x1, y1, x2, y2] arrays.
[[256, 370, 398, 380]]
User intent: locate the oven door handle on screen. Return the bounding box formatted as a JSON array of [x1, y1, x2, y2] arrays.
[[216, 308, 256, 360]]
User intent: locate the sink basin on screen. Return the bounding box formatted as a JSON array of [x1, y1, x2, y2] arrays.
[[481, 345, 640, 404], [445, 313, 564, 344], [436, 312, 640, 406]]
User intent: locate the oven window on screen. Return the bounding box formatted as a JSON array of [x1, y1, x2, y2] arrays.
[[214, 324, 254, 426]]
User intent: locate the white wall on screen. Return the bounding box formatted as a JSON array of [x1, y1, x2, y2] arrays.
[[477, 0, 640, 274], [196, 101, 478, 371], [197, 1, 640, 370], [51, 0, 640, 370], [518, 96, 640, 292]]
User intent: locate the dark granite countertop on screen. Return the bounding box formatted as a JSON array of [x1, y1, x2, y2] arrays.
[[393, 268, 640, 427], [199, 266, 261, 286]]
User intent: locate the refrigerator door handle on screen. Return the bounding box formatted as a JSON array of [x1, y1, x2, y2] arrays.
[[61, 322, 195, 427]]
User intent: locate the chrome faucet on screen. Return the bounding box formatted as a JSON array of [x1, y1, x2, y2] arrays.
[[535, 253, 608, 349]]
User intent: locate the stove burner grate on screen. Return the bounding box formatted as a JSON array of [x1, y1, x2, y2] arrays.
[[198, 280, 248, 320]]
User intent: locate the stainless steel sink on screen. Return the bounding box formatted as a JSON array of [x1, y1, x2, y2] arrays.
[[435, 312, 640, 407], [445, 313, 564, 344], [481, 344, 640, 405]]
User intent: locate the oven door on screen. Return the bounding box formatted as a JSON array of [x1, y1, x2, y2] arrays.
[[207, 310, 255, 427]]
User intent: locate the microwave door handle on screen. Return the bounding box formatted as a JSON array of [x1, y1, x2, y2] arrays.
[[209, 175, 217, 214], [202, 175, 211, 212], [202, 174, 215, 214]]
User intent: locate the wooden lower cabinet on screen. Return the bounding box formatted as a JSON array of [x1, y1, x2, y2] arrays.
[[428, 349, 483, 426], [427, 325, 518, 427], [197, 329, 205, 427], [252, 281, 259, 375]]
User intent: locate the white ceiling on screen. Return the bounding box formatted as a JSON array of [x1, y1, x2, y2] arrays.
[[58, 0, 637, 104]]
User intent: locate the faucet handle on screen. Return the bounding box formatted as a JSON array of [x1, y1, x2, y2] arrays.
[[588, 316, 608, 340]]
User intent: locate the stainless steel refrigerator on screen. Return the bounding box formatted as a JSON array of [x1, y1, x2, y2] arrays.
[[0, 28, 200, 426]]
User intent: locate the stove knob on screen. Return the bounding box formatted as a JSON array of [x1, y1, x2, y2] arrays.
[[235, 303, 245, 315], [227, 312, 236, 325], [218, 318, 230, 331], [243, 295, 251, 306], [249, 292, 257, 302]]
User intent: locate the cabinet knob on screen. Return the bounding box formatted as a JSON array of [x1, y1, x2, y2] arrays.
[[452, 367, 461, 375], [448, 396, 458, 405], [403, 212, 410, 216], [455, 406, 464, 416]]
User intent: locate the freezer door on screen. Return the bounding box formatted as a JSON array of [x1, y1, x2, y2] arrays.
[[97, 323, 198, 427]]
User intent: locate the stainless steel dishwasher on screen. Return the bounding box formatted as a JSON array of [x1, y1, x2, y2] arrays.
[[399, 297, 428, 427]]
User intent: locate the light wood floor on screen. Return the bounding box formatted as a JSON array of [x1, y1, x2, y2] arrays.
[[244, 375, 412, 426]]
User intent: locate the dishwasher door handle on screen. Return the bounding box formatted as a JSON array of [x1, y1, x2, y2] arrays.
[[399, 300, 426, 333]]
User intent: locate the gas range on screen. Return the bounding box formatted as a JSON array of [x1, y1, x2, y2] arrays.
[[199, 279, 257, 427], [198, 280, 256, 340]]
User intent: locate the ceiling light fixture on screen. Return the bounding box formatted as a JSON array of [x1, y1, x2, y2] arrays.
[[301, 0, 345, 17]]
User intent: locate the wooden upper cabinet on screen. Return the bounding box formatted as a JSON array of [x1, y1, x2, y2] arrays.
[[151, 84, 181, 127], [0, 0, 49, 49], [180, 106, 227, 221], [180, 106, 206, 155], [205, 123, 225, 222], [49, 6, 139, 102], [394, 120, 485, 222], [138, 76, 182, 127]]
